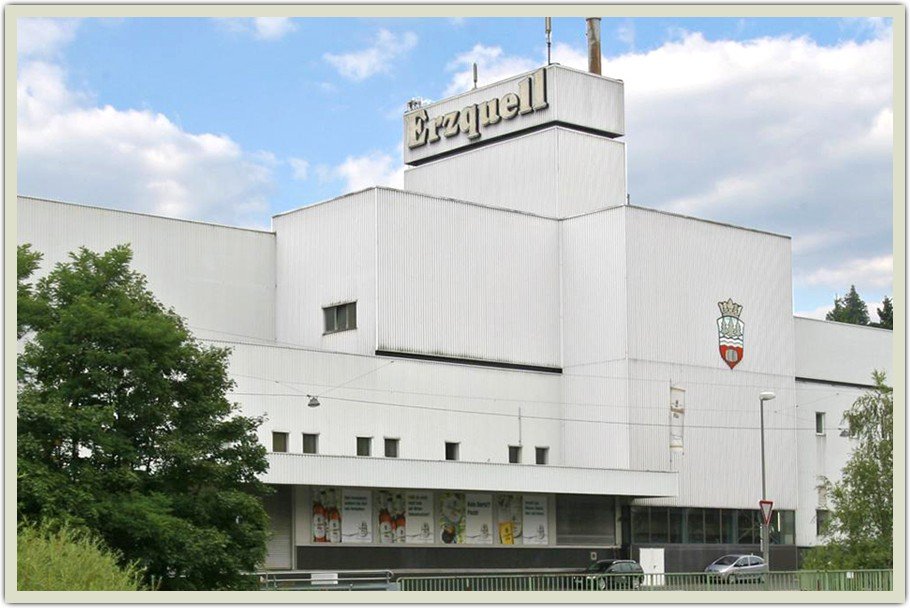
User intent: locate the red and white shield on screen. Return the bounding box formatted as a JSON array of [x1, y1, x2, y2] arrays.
[[717, 299, 745, 369]]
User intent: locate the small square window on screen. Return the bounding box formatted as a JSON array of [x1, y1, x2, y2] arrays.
[[535, 447, 549, 465], [445, 442, 459, 461], [272, 431, 288, 453], [385, 438, 399, 458], [509, 445, 521, 464], [324, 302, 357, 334], [815, 412, 825, 435], [357, 436, 372, 456], [303, 433, 319, 454]]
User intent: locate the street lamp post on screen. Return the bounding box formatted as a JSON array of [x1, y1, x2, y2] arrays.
[[759, 391, 776, 570]]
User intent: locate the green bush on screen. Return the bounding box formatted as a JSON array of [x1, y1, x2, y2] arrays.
[[18, 521, 147, 591]]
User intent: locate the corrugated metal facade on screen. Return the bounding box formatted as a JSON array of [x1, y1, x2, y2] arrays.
[[404, 127, 626, 217], [794, 317, 893, 384], [274, 190, 377, 356], [375, 190, 562, 369], [17, 196, 276, 342]]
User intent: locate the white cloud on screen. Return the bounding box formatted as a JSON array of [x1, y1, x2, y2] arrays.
[[794, 303, 832, 320], [18, 18, 80, 58], [333, 150, 404, 191], [800, 255, 893, 290], [289, 158, 310, 180], [18, 55, 275, 227], [252, 17, 296, 40], [324, 29, 418, 81], [214, 17, 297, 41], [444, 44, 538, 97]]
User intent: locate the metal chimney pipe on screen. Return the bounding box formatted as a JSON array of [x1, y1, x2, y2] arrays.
[[586, 17, 602, 75]]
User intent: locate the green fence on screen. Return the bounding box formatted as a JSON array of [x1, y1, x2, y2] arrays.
[[397, 569, 893, 592]]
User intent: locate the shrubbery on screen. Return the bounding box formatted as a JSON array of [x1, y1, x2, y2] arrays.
[[17, 521, 147, 591]]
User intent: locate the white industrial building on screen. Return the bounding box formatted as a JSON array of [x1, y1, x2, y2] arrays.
[[17, 61, 891, 573]]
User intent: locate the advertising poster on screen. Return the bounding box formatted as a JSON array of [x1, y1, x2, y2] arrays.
[[437, 492, 466, 544], [522, 496, 549, 545], [340, 489, 372, 544], [375, 490, 406, 544], [495, 494, 524, 545], [465, 493, 494, 544], [405, 492, 435, 544], [312, 487, 342, 544]]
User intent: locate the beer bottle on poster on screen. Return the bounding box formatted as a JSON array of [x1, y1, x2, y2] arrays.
[[379, 499, 394, 544], [394, 493, 406, 543], [312, 490, 327, 543], [327, 499, 341, 544]]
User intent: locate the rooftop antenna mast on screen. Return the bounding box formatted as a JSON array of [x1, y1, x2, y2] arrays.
[[473, 62, 478, 89], [545, 17, 552, 65]]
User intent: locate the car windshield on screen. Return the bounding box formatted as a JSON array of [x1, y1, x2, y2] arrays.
[[586, 562, 605, 572], [714, 556, 739, 565]]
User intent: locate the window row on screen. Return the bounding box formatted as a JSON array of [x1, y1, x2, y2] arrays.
[[271, 434, 549, 464], [272, 433, 399, 458], [630, 506, 796, 545]]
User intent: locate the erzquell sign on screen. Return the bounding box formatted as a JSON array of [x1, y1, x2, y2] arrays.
[[406, 68, 548, 152], [402, 65, 625, 166]]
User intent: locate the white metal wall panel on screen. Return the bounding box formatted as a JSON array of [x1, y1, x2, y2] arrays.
[[794, 380, 869, 546], [223, 340, 565, 469], [375, 190, 561, 368], [624, 206, 796, 378], [273, 191, 377, 355], [17, 196, 276, 342], [630, 360, 798, 511], [404, 129, 560, 216], [403, 127, 626, 218], [557, 130, 626, 217], [559, 209, 631, 469], [794, 317, 892, 386], [404, 65, 624, 164]]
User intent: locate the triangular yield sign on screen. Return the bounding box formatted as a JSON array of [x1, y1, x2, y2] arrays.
[[759, 500, 774, 525]]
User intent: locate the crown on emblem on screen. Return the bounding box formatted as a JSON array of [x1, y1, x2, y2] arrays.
[[718, 298, 743, 318]]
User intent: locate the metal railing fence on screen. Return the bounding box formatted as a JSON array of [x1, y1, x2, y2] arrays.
[[397, 569, 893, 592], [256, 569, 396, 591]]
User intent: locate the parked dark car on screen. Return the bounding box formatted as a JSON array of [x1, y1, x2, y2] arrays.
[[575, 559, 645, 590], [704, 554, 767, 583]]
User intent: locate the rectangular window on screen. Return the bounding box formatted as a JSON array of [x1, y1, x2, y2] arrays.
[[356, 436, 372, 456], [721, 509, 737, 544], [384, 438, 399, 458], [669, 509, 684, 543], [323, 302, 357, 334], [816, 412, 825, 435], [508, 445, 521, 464], [445, 442, 459, 461], [535, 447, 549, 465], [272, 431, 288, 453], [302, 433, 318, 454], [685, 509, 705, 543], [649, 507, 669, 543], [816, 509, 830, 537], [704, 509, 721, 543], [631, 507, 649, 544]]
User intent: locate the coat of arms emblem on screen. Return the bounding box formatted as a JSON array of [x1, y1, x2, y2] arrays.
[[717, 298, 744, 369]]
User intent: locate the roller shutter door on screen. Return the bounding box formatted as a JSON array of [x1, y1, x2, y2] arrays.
[[263, 485, 293, 570]]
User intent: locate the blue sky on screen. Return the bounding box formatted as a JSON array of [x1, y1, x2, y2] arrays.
[[17, 16, 894, 319]]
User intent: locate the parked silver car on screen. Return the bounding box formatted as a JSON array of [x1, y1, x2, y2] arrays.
[[704, 554, 767, 583]]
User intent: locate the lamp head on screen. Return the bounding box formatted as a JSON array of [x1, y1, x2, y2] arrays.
[[759, 391, 776, 402], [307, 395, 321, 408]]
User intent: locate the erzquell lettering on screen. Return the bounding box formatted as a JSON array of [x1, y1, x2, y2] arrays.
[[406, 68, 548, 150]]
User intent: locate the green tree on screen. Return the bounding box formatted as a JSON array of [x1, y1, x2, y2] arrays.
[[17, 244, 271, 590], [803, 371, 892, 570], [825, 285, 870, 325], [872, 296, 893, 330]]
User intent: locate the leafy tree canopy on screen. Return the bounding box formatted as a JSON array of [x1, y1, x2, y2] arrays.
[[803, 371, 892, 570], [825, 285, 870, 325], [17, 244, 271, 590]]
